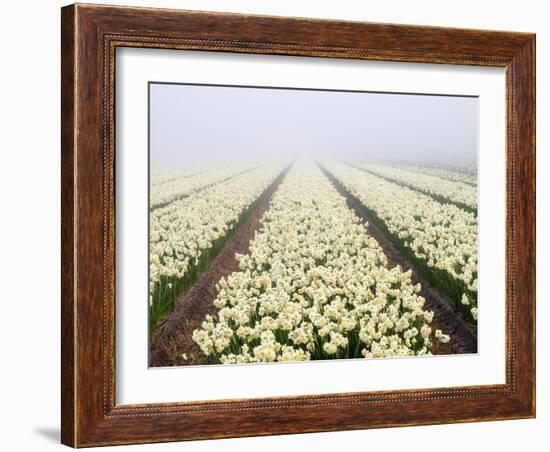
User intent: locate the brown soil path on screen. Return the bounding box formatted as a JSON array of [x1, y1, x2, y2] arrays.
[[149, 167, 289, 367], [319, 164, 477, 355]]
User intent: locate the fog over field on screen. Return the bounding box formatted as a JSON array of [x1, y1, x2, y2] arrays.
[[149, 82, 478, 169]]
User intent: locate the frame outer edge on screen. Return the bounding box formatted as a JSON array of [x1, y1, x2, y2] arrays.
[[531, 35, 536, 417], [514, 35, 536, 416], [61, 3, 77, 448], [60, 3, 536, 446]]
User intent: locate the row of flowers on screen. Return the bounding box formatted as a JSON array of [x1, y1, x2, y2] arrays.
[[192, 162, 449, 364], [352, 162, 477, 212], [150, 165, 217, 187], [322, 160, 478, 322], [395, 164, 477, 187], [150, 165, 255, 209], [149, 164, 285, 329]]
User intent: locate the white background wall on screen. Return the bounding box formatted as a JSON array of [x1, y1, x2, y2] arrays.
[[0, 0, 545, 450]]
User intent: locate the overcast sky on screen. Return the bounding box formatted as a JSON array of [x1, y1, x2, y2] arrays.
[[149, 83, 478, 169]]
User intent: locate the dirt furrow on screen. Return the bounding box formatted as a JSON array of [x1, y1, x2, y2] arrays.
[[319, 164, 477, 355], [149, 166, 290, 367]]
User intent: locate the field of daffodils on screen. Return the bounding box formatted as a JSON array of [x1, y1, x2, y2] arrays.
[[149, 159, 477, 365]]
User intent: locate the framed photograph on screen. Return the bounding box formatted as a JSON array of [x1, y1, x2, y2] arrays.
[[61, 3, 536, 447]]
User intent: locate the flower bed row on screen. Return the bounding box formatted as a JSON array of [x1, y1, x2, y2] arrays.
[[350, 162, 477, 215], [395, 163, 477, 187], [150, 164, 257, 209]]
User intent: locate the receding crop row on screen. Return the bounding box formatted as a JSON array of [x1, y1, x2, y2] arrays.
[[150, 167, 200, 186], [395, 164, 477, 187], [192, 162, 449, 364], [150, 165, 256, 209], [150, 166, 216, 187], [322, 160, 477, 323], [351, 162, 477, 214], [149, 164, 285, 330]]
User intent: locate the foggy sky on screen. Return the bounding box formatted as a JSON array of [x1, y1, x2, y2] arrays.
[[149, 83, 478, 169]]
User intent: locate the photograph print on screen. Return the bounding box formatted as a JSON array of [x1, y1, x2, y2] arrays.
[[148, 82, 478, 367]]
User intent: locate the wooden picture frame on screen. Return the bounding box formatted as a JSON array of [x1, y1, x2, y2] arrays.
[[61, 3, 536, 447]]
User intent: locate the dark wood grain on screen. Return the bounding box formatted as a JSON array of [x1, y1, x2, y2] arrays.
[[61, 3, 536, 447], [60, 5, 76, 447]]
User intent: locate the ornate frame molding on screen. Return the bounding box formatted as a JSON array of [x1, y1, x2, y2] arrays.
[[61, 4, 535, 447]]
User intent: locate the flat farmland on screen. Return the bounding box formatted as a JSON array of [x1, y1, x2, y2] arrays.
[[149, 160, 478, 366]]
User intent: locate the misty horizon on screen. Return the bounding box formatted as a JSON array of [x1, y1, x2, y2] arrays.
[[149, 82, 478, 170]]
